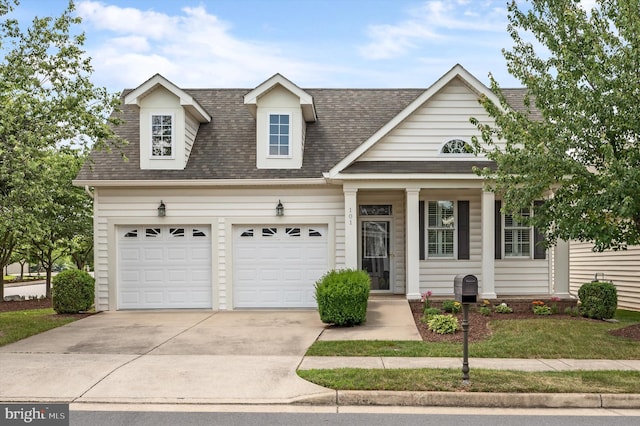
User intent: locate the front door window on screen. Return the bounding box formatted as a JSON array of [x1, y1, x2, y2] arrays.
[[361, 220, 390, 290]]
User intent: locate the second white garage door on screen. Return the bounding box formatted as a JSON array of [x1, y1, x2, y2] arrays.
[[233, 225, 328, 308]]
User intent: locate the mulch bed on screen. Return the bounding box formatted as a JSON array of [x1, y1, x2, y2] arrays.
[[0, 298, 93, 319], [409, 301, 640, 343], [0, 298, 54, 312]]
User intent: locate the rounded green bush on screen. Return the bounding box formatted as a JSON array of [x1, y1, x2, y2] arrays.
[[315, 269, 370, 326], [578, 281, 617, 319], [427, 314, 460, 334], [52, 269, 95, 314]]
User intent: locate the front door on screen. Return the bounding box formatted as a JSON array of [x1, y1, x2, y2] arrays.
[[361, 220, 391, 291]]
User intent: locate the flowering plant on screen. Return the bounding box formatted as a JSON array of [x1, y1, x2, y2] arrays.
[[421, 290, 432, 310], [494, 302, 513, 314], [531, 300, 545, 306]]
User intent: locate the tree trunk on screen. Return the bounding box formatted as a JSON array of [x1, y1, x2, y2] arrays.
[[0, 269, 4, 302], [45, 266, 53, 299]]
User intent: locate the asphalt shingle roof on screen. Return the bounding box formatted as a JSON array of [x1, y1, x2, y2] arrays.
[[76, 87, 530, 182]]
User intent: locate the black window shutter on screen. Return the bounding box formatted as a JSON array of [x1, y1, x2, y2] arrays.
[[533, 200, 546, 259], [419, 200, 425, 260], [457, 200, 470, 260], [495, 200, 502, 259]]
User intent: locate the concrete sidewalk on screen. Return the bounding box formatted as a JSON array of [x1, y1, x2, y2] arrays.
[[300, 356, 640, 371]]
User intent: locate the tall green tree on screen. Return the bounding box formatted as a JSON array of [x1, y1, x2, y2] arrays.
[[0, 0, 122, 300], [472, 0, 640, 251], [30, 149, 92, 298]]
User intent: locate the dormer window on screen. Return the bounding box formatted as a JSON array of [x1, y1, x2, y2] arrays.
[[151, 114, 174, 158], [441, 139, 473, 154], [269, 114, 290, 156]]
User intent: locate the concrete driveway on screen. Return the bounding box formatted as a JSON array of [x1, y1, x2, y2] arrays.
[[0, 310, 334, 404]]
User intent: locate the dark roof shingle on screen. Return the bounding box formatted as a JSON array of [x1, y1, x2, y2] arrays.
[[76, 87, 528, 181]]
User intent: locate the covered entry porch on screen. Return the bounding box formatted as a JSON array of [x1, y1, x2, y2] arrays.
[[341, 180, 571, 300]]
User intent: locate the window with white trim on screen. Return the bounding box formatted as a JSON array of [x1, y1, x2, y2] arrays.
[[427, 201, 455, 258], [268, 114, 290, 156], [504, 208, 531, 257], [441, 139, 473, 154], [151, 114, 174, 157]]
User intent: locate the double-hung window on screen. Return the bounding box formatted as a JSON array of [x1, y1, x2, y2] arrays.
[[151, 114, 173, 157], [427, 201, 455, 258], [504, 208, 531, 257], [269, 114, 290, 156]]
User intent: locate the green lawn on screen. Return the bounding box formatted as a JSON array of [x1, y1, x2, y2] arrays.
[[298, 368, 640, 393], [306, 310, 640, 359], [0, 309, 79, 346]]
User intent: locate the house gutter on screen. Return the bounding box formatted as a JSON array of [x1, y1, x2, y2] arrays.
[[72, 178, 330, 188]]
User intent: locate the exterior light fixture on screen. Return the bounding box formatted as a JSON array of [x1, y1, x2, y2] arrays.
[[158, 200, 166, 217], [276, 200, 284, 216]]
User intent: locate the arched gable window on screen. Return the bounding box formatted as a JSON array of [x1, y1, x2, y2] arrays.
[[441, 139, 473, 154]]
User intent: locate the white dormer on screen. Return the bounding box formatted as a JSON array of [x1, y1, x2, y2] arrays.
[[244, 74, 317, 169], [124, 74, 211, 170]]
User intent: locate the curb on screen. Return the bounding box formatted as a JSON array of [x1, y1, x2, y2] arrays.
[[297, 391, 640, 409]]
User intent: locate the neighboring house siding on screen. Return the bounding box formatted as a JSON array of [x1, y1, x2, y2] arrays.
[[359, 78, 495, 161], [570, 241, 640, 311], [419, 190, 482, 295], [92, 185, 343, 311]]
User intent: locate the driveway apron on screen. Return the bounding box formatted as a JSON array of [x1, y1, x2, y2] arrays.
[[0, 311, 333, 404]]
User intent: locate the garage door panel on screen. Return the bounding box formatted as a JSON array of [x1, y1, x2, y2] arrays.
[[167, 248, 188, 262], [118, 225, 212, 309], [234, 224, 328, 308], [142, 248, 165, 262]]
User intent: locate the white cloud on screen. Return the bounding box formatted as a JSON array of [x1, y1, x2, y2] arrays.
[[359, 0, 507, 60], [76, 1, 331, 90]]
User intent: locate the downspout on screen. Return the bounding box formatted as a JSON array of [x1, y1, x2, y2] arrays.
[[84, 185, 94, 199]]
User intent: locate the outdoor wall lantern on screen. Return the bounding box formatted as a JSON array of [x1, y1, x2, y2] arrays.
[[158, 200, 166, 217], [276, 200, 284, 216]]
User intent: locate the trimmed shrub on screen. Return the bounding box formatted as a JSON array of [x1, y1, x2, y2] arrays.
[[578, 281, 617, 319], [52, 269, 95, 314], [427, 314, 460, 334], [315, 269, 370, 326]]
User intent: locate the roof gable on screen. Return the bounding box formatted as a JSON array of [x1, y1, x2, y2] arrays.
[[326, 64, 502, 178], [124, 74, 211, 123], [243, 73, 317, 122]]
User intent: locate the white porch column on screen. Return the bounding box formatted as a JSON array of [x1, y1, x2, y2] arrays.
[[344, 187, 358, 269], [553, 239, 571, 298], [481, 190, 497, 299], [405, 188, 421, 300]]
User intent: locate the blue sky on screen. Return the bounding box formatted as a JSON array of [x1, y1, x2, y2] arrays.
[[12, 0, 525, 92]]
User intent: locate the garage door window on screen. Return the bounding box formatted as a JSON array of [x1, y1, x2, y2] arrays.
[[262, 227, 277, 236], [193, 228, 207, 237], [146, 228, 161, 238], [240, 228, 254, 237], [286, 227, 301, 237], [309, 228, 323, 237], [169, 228, 185, 237], [124, 229, 138, 238]]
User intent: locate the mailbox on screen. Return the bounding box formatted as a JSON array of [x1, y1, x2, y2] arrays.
[[454, 274, 478, 304]]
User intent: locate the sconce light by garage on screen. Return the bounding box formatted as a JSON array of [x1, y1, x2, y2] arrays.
[[276, 200, 284, 217], [157, 200, 166, 217]]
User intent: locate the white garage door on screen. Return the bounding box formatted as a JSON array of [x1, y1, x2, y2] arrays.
[[118, 226, 212, 309], [233, 225, 328, 308]]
